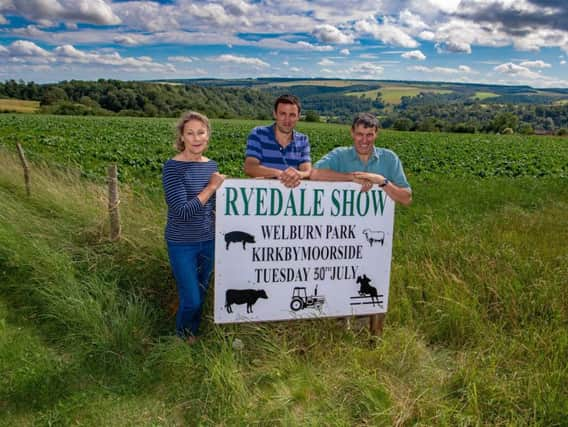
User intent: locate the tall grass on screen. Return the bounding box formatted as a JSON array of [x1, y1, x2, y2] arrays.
[[1, 148, 567, 425]]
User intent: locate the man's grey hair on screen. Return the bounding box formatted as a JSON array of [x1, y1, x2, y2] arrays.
[[351, 113, 380, 130]]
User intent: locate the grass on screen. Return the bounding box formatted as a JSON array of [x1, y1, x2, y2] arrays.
[[472, 91, 499, 100], [0, 99, 40, 113], [346, 85, 453, 104], [1, 144, 567, 425]]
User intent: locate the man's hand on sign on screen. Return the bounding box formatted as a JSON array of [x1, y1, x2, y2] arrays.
[[279, 167, 302, 188], [353, 172, 386, 186], [352, 175, 373, 192]]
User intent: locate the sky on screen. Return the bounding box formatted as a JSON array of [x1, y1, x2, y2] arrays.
[[0, 0, 567, 87]]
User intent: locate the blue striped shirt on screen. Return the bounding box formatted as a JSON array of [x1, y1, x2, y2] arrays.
[[245, 124, 310, 170], [162, 159, 218, 243]]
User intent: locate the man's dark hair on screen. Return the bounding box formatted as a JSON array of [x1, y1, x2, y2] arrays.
[[274, 94, 301, 114], [352, 113, 380, 130]]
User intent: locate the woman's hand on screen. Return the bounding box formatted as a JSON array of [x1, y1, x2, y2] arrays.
[[208, 172, 226, 190]]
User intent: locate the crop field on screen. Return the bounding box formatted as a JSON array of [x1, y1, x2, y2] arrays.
[[1, 114, 568, 425], [472, 91, 499, 100], [1, 114, 566, 186], [0, 99, 40, 113], [347, 85, 454, 104]]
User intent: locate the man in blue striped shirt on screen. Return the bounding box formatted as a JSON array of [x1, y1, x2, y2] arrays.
[[244, 94, 311, 188]]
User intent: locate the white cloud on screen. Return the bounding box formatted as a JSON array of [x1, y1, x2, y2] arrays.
[[561, 60, 567, 65], [520, 60, 551, 69], [349, 62, 384, 77], [9, 39, 51, 57], [222, 0, 254, 16], [419, 30, 435, 41], [313, 24, 354, 44], [1, 41, 175, 72], [295, 41, 334, 51], [318, 58, 335, 66], [401, 50, 426, 60], [354, 19, 419, 48], [168, 56, 193, 63], [494, 62, 541, 79], [7, 0, 121, 26], [399, 9, 428, 32], [408, 64, 475, 74], [213, 54, 269, 68], [340, 48, 350, 55]]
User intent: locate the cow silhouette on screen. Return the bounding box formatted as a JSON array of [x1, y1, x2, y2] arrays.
[[356, 274, 380, 306], [225, 289, 268, 313], [225, 231, 256, 250]]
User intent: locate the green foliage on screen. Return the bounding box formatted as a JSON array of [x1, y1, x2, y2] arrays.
[[1, 116, 568, 425], [1, 115, 568, 188], [490, 112, 519, 133], [303, 110, 321, 122]]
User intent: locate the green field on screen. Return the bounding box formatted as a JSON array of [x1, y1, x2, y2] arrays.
[[347, 85, 453, 104], [0, 115, 565, 184], [472, 91, 499, 100], [1, 115, 567, 425], [0, 98, 40, 113]]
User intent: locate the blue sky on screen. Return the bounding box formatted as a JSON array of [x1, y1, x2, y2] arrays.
[[1, 0, 567, 87]]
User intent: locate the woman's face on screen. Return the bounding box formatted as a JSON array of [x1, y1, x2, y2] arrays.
[[181, 119, 209, 155]]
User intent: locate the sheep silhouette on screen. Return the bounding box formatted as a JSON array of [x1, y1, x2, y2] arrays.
[[362, 229, 385, 247]]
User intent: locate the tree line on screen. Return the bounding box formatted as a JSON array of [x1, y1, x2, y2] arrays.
[[0, 79, 274, 119], [1, 79, 567, 135]]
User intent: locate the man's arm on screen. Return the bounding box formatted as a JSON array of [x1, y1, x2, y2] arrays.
[[310, 168, 353, 182], [297, 162, 312, 179], [244, 156, 282, 178], [352, 172, 412, 206]]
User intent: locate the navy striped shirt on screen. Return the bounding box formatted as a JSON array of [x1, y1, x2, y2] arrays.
[[245, 124, 310, 170], [163, 159, 218, 243]]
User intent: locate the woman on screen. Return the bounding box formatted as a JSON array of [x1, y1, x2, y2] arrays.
[[163, 111, 225, 343]]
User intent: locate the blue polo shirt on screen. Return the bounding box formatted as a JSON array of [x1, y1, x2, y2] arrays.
[[314, 146, 411, 189], [245, 124, 310, 170]]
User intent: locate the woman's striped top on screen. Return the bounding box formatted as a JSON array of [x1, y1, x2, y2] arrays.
[[162, 159, 218, 243]]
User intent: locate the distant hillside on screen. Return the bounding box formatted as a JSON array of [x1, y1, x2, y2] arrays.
[[2, 78, 567, 133], [0, 79, 274, 119]]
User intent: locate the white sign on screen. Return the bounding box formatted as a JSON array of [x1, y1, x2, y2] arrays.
[[214, 179, 395, 324]]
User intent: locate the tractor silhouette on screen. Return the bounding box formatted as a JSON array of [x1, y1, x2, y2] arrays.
[[290, 285, 325, 311]]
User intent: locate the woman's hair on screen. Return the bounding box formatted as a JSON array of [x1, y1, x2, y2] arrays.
[[174, 111, 211, 152]]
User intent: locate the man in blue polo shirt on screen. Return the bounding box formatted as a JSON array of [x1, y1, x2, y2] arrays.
[[244, 94, 311, 188], [311, 112, 412, 206]]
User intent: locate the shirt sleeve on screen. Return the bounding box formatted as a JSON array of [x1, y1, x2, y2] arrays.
[[314, 147, 341, 171], [162, 162, 205, 220], [300, 135, 311, 164], [388, 154, 411, 190], [245, 128, 263, 161]]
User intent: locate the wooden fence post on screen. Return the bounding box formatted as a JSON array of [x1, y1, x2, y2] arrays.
[[16, 143, 31, 196], [107, 164, 121, 241], [369, 313, 385, 336]]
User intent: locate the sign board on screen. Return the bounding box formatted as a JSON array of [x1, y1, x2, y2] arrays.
[[214, 179, 395, 324]]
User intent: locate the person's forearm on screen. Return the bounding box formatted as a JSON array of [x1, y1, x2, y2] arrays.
[[383, 183, 412, 206], [197, 184, 217, 205], [244, 163, 282, 178], [310, 168, 353, 182], [298, 164, 312, 179]]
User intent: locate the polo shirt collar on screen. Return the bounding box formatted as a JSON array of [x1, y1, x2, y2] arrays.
[[271, 123, 299, 145], [349, 146, 381, 164]]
